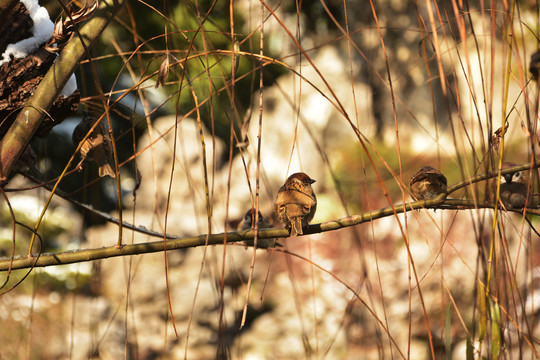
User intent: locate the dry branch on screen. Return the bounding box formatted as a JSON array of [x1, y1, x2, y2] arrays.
[[2, 162, 539, 271], [0, 196, 537, 272]]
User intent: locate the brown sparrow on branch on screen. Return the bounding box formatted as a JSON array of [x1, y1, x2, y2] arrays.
[[410, 166, 448, 200], [274, 172, 317, 236], [72, 114, 116, 178], [493, 162, 530, 208], [238, 209, 279, 248]]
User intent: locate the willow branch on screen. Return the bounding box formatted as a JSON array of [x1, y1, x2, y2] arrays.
[[2, 162, 539, 271], [447, 160, 540, 193], [1, 194, 537, 271]]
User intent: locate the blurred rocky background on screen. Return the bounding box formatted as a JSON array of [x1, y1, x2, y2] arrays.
[[1, 0, 540, 359]]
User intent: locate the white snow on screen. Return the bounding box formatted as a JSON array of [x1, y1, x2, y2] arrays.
[[60, 73, 77, 96], [0, 0, 55, 65], [1, 1, 78, 95]]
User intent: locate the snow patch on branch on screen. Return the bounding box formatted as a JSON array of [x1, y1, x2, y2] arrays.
[[60, 74, 78, 97], [0, 0, 55, 65]]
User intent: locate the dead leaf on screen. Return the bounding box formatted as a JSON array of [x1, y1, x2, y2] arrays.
[[492, 120, 509, 153], [44, 1, 99, 53], [133, 167, 142, 197], [521, 120, 531, 137], [233, 40, 240, 74], [155, 54, 170, 88]]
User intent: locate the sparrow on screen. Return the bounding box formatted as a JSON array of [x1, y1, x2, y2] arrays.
[[274, 172, 317, 236], [409, 166, 448, 200], [530, 50, 540, 82], [72, 113, 116, 178], [238, 209, 279, 248], [14, 146, 40, 178], [493, 162, 530, 208]]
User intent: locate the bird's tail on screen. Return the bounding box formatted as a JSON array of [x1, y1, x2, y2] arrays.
[[98, 163, 116, 178], [290, 217, 303, 236]]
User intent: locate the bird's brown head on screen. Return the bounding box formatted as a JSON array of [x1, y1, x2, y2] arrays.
[[501, 162, 527, 184], [72, 113, 99, 145], [410, 166, 446, 184], [243, 209, 263, 224], [286, 172, 316, 186]]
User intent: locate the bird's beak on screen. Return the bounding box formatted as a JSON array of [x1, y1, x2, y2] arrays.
[[310, 179, 316, 184], [503, 173, 514, 183]]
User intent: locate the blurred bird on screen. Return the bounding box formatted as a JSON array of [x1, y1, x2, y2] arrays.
[[274, 172, 317, 236], [72, 114, 116, 178], [493, 162, 530, 208], [14, 146, 40, 178], [239, 209, 273, 230], [530, 50, 540, 82], [410, 166, 448, 200], [238, 208, 279, 248]]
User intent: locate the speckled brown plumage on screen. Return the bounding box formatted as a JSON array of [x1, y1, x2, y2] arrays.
[[72, 114, 115, 178], [493, 162, 530, 208], [274, 172, 317, 236], [409, 166, 447, 200]]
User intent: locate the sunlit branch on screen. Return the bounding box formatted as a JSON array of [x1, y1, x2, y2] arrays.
[[0, 194, 536, 272]]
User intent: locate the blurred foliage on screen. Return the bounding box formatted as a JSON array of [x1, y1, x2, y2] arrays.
[[334, 140, 478, 212], [33, 0, 289, 214], [0, 192, 74, 256], [283, 0, 344, 35], [69, 0, 287, 147], [334, 139, 406, 212], [0, 266, 92, 294]]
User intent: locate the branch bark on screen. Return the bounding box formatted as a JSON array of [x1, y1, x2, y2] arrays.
[[2, 161, 539, 271], [0, 0, 18, 24], [1, 196, 537, 271]]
